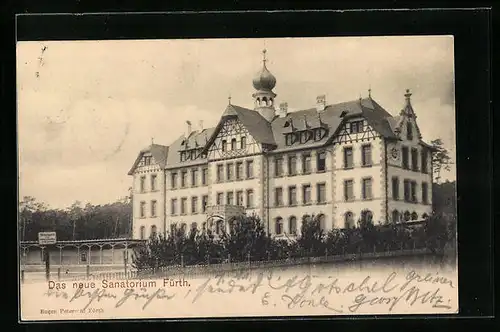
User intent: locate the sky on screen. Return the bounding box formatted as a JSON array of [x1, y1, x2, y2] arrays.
[[17, 36, 456, 209]]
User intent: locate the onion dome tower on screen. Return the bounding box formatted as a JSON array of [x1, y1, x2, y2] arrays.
[[252, 49, 277, 122]]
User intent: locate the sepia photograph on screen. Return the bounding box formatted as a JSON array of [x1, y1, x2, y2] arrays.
[[18, 36, 458, 320]]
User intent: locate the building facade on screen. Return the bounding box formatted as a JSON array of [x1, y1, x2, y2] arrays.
[[128, 52, 434, 240]]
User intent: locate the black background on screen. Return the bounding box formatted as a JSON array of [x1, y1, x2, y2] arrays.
[[2, 3, 495, 331]]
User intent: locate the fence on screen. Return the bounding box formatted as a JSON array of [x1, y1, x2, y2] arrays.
[[21, 245, 448, 283]]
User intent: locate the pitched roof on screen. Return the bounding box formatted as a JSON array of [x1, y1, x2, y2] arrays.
[[165, 127, 216, 169], [129, 95, 435, 173], [127, 144, 169, 175]]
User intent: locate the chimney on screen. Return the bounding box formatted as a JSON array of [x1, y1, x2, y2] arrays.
[[316, 94, 326, 112], [278, 102, 288, 118], [186, 120, 192, 136]]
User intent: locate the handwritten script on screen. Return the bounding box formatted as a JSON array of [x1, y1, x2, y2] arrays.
[[43, 269, 455, 314]]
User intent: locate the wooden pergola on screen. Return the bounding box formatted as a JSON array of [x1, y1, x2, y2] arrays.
[[20, 238, 145, 265]]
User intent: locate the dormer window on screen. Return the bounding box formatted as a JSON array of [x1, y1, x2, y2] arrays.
[[407, 122, 413, 140]]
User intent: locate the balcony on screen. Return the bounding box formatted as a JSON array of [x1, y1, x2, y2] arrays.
[[206, 205, 246, 221]]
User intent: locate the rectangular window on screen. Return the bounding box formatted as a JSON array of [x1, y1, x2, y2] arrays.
[[216, 193, 224, 206], [422, 182, 429, 204], [191, 169, 198, 187], [302, 153, 311, 174], [288, 186, 297, 206], [421, 150, 428, 174], [361, 145, 372, 166], [317, 183, 326, 203], [411, 181, 417, 203], [191, 196, 198, 214], [221, 140, 227, 152], [407, 122, 413, 141], [275, 157, 283, 177], [302, 184, 311, 204], [216, 164, 224, 182], [226, 163, 234, 181], [344, 147, 353, 169], [317, 151, 326, 172], [202, 195, 208, 213], [140, 201, 146, 217], [344, 180, 354, 201], [274, 187, 283, 207], [181, 198, 187, 214], [411, 148, 419, 171], [236, 162, 243, 180], [288, 155, 297, 175], [140, 176, 146, 193], [246, 189, 254, 208], [171, 173, 178, 189], [227, 191, 234, 205], [362, 178, 373, 200], [170, 199, 177, 215], [402, 146, 409, 169], [240, 136, 247, 149], [231, 138, 237, 150], [236, 191, 244, 206], [350, 120, 363, 134], [151, 200, 157, 217], [246, 160, 254, 178], [392, 177, 400, 200], [403, 180, 410, 202], [181, 171, 188, 187], [202, 167, 208, 185], [150, 174, 157, 191]]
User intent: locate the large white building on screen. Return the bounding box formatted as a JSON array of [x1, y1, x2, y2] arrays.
[[128, 51, 434, 240]]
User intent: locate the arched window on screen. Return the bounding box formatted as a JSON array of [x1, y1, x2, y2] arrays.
[[269, 98, 273, 106], [150, 225, 157, 238], [216, 220, 224, 234], [221, 140, 227, 152], [422, 213, 429, 220], [231, 138, 237, 150], [361, 210, 374, 225], [191, 222, 198, 230], [317, 214, 326, 230], [411, 212, 418, 220], [139, 226, 145, 240], [289, 216, 297, 235], [275, 217, 283, 235], [404, 211, 411, 222], [240, 136, 246, 149], [392, 210, 400, 223], [344, 211, 355, 229]]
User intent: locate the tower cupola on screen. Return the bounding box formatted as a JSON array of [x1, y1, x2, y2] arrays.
[[252, 49, 277, 122]]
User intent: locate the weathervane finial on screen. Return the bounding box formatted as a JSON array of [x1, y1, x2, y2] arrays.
[[262, 49, 267, 65]]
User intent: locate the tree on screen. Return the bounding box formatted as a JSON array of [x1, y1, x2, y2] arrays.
[[220, 215, 269, 262], [430, 138, 452, 184], [297, 214, 325, 256]]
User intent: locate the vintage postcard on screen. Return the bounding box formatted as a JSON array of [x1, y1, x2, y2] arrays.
[[18, 36, 458, 321]]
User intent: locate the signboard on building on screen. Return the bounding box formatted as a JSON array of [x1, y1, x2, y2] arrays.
[[38, 232, 56, 245]]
